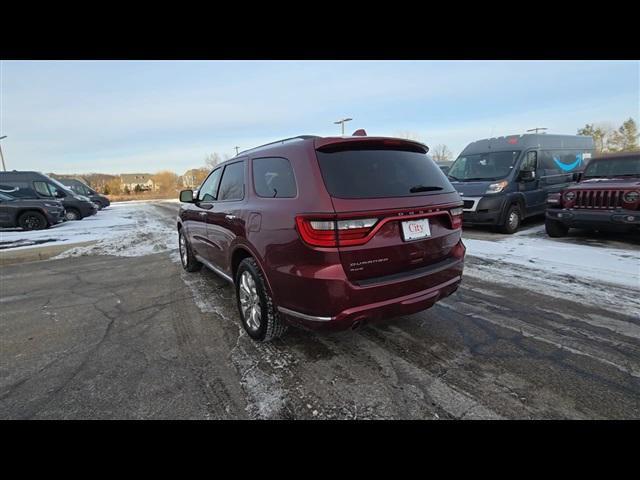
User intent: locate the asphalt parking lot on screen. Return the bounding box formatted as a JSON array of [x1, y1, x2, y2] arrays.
[[1, 203, 638, 419]]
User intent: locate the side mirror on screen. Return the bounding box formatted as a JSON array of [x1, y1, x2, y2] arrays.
[[520, 170, 536, 182], [179, 189, 194, 203], [55, 190, 66, 198], [572, 172, 583, 182]]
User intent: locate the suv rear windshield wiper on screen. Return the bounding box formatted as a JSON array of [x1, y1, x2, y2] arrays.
[[409, 185, 444, 193]]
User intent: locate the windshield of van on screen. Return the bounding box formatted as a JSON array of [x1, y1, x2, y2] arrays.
[[448, 150, 521, 182], [316, 149, 453, 199], [583, 156, 640, 178]]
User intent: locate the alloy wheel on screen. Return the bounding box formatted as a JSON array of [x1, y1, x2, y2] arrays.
[[179, 233, 188, 266], [239, 271, 261, 331]]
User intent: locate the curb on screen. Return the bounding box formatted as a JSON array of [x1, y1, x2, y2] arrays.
[[0, 241, 97, 266]]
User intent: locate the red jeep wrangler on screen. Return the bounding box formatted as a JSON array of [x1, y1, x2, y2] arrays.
[[545, 150, 640, 237]]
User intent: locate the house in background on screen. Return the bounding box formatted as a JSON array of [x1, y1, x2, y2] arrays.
[[120, 173, 156, 192], [182, 169, 201, 189]]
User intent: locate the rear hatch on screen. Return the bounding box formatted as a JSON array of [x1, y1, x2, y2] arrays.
[[310, 138, 463, 284]]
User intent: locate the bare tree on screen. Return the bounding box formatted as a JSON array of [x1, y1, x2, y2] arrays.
[[396, 131, 423, 142], [205, 153, 222, 169], [152, 170, 180, 194], [431, 144, 453, 164]]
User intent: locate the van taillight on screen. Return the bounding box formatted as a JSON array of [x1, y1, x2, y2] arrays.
[[450, 207, 463, 229], [295, 216, 378, 247]]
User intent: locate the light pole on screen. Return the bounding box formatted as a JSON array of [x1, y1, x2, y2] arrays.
[[234, 146, 240, 156], [0, 136, 6, 172], [527, 127, 547, 134], [334, 118, 353, 136]]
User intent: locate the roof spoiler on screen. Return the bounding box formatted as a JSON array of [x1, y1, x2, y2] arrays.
[[316, 137, 429, 154]]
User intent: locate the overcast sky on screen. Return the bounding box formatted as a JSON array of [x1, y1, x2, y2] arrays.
[[1, 60, 638, 174]]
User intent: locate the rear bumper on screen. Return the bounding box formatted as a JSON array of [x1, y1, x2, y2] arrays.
[[546, 208, 640, 230], [275, 254, 464, 331]]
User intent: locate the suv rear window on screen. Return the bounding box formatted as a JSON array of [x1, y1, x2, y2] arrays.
[[316, 149, 454, 199]]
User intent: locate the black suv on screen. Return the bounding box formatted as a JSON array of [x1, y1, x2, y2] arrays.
[[0, 192, 65, 230]]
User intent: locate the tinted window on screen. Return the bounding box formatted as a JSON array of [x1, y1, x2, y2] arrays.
[[449, 151, 520, 181], [253, 157, 297, 198], [217, 162, 245, 201], [317, 149, 453, 199], [0, 184, 37, 198], [33, 181, 54, 197], [584, 156, 640, 178], [521, 151, 537, 171], [198, 168, 222, 202]]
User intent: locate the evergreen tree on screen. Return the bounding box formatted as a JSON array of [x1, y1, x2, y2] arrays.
[[608, 118, 639, 152]]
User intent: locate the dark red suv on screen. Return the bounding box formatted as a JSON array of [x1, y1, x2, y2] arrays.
[[177, 134, 465, 341], [545, 150, 640, 237]]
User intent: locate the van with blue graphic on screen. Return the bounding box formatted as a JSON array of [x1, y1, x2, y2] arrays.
[[447, 134, 595, 233]]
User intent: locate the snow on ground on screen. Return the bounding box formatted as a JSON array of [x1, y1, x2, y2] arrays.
[[0, 201, 177, 258], [463, 225, 640, 316]]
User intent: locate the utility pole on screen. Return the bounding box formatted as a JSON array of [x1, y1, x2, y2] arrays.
[[234, 146, 240, 156], [334, 118, 353, 136], [0, 136, 6, 172], [526, 127, 548, 134]]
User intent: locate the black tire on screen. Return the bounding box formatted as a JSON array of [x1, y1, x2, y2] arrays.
[[64, 208, 82, 221], [235, 257, 286, 342], [545, 218, 569, 238], [18, 211, 48, 230], [178, 229, 202, 272], [499, 204, 522, 234]]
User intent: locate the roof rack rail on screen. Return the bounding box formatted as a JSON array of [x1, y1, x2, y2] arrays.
[[237, 135, 319, 156]]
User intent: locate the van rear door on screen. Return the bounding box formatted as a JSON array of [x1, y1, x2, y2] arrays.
[[312, 139, 463, 284]]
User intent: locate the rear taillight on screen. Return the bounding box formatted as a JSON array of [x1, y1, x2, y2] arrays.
[[450, 207, 463, 229], [295, 217, 336, 247], [295, 216, 378, 247], [337, 218, 378, 245]]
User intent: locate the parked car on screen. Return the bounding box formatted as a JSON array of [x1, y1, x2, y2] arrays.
[[0, 191, 65, 230], [545, 150, 640, 237], [56, 178, 110, 209], [447, 133, 595, 233], [177, 134, 465, 342], [0, 171, 98, 221]]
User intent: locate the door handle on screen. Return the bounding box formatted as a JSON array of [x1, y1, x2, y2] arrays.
[[225, 214, 237, 220], [199, 212, 207, 216]]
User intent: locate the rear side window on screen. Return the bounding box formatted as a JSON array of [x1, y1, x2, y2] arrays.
[[217, 162, 245, 201], [316, 149, 454, 199], [252, 157, 297, 198]]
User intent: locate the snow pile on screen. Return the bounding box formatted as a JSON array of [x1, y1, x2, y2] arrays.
[[0, 202, 177, 257], [57, 203, 177, 258], [463, 227, 640, 315]]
